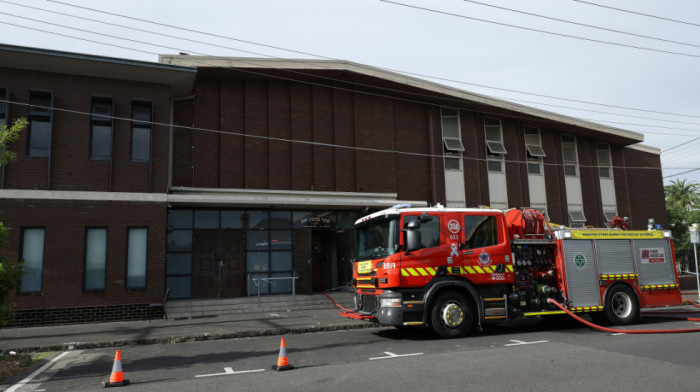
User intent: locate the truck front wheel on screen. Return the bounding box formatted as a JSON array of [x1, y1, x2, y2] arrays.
[[430, 291, 474, 339], [604, 285, 640, 325]]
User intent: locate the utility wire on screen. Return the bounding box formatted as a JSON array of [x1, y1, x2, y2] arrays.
[[573, 0, 700, 28], [461, 0, 700, 49], [21, 0, 700, 120], [379, 0, 700, 59], [663, 168, 700, 179]]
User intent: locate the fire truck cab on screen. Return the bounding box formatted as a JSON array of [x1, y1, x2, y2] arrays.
[[342, 204, 682, 338]]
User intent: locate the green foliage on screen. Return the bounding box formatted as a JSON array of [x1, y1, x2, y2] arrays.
[[665, 178, 700, 271], [0, 118, 26, 327]]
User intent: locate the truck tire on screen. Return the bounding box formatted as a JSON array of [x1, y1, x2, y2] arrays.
[[603, 285, 640, 325], [430, 291, 474, 339]]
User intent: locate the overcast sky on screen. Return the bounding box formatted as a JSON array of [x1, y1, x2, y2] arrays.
[[2, 0, 699, 186]]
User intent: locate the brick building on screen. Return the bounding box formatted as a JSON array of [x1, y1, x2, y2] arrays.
[[0, 45, 667, 325]]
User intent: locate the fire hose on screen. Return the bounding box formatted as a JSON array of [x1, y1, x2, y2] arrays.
[[320, 291, 354, 312], [547, 298, 700, 333]]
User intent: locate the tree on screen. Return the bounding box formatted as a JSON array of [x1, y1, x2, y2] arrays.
[[665, 179, 699, 211], [665, 178, 700, 272], [0, 117, 27, 327]]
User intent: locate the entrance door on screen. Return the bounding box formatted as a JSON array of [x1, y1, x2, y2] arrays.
[[193, 229, 245, 298]]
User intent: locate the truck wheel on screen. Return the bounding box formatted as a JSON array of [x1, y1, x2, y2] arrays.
[[604, 285, 640, 325], [430, 291, 474, 339]]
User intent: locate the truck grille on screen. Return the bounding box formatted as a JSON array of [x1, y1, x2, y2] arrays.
[[358, 294, 378, 313]]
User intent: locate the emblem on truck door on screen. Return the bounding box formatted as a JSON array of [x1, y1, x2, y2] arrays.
[[478, 250, 491, 266]]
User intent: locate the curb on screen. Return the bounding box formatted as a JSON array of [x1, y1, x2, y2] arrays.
[[3, 322, 379, 354]]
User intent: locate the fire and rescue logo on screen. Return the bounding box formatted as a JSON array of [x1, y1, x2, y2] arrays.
[[574, 254, 586, 269], [478, 249, 491, 267], [448, 220, 461, 234]]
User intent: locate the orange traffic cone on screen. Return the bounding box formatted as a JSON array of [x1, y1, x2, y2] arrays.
[[102, 350, 130, 388], [271, 337, 294, 371]]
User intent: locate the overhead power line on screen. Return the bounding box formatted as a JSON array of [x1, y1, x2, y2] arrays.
[[573, 0, 700, 28], [5, 0, 697, 120], [379, 0, 700, 59], [461, 0, 700, 49]]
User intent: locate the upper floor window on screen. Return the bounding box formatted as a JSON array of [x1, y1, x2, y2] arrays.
[[0, 87, 8, 126], [596, 143, 612, 178], [403, 214, 441, 249], [27, 91, 53, 158], [484, 118, 506, 172], [90, 97, 113, 161], [561, 134, 578, 177], [131, 101, 152, 163], [464, 215, 498, 250], [524, 126, 546, 175], [441, 108, 465, 153]]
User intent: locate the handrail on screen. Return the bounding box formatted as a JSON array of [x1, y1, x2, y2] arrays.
[[246, 271, 300, 306]]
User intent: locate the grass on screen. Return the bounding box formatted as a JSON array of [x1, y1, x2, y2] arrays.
[[0, 352, 53, 383]]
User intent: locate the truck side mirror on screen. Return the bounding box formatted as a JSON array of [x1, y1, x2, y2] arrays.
[[406, 229, 422, 253]]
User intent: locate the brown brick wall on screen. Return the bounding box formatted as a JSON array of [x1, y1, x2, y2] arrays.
[[622, 148, 667, 229]]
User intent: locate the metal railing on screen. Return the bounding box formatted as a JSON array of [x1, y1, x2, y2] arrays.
[[246, 271, 300, 306]]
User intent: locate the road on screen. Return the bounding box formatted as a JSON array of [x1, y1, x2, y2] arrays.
[[4, 317, 700, 392]]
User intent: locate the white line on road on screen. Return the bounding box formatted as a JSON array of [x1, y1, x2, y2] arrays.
[[195, 367, 265, 378], [504, 339, 548, 346], [6, 351, 71, 392], [612, 333, 626, 336], [369, 351, 424, 360]]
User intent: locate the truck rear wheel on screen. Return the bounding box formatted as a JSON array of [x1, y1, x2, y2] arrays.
[[604, 285, 640, 325], [430, 291, 474, 339]]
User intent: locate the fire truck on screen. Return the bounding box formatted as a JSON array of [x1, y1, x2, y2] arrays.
[[341, 205, 683, 338]]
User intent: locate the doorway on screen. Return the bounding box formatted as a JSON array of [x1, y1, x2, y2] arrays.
[[193, 229, 245, 298]]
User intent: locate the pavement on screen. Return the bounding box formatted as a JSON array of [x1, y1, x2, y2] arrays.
[[1, 291, 699, 354]]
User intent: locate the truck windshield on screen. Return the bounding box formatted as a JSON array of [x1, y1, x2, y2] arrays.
[[357, 217, 398, 260]]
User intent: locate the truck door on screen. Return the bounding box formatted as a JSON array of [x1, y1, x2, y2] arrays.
[[400, 213, 447, 287], [462, 213, 512, 284]]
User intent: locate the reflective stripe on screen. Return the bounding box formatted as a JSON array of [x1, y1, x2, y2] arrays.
[[474, 266, 484, 273], [571, 306, 604, 313], [506, 265, 514, 272], [426, 267, 436, 275], [465, 266, 476, 274], [416, 268, 429, 276], [600, 274, 638, 280], [407, 268, 419, 277], [640, 284, 679, 290], [401, 269, 410, 277]]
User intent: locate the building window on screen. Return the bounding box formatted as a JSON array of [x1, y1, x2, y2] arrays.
[[464, 215, 498, 250], [84, 228, 108, 291], [444, 156, 461, 171], [131, 101, 152, 163], [484, 118, 506, 172], [568, 210, 587, 228], [126, 227, 148, 289], [597, 143, 612, 178], [441, 108, 465, 153], [27, 91, 53, 158], [90, 97, 113, 161], [603, 211, 618, 224], [403, 214, 441, 248], [0, 87, 8, 126], [524, 126, 546, 175], [561, 134, 578, 177], [20, 228, 45, 293]]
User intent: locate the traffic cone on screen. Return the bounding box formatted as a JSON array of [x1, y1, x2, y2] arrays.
[[271, 337, 294, 371], [102, 350, 130, 388]]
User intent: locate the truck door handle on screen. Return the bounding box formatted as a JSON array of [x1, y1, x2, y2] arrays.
[[464, 251, 474, 255]]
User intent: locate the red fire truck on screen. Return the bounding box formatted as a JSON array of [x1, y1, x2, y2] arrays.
[[341, 205, 683, 338]]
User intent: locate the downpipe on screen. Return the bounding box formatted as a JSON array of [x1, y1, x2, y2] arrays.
[[547, 298, 700, 334]]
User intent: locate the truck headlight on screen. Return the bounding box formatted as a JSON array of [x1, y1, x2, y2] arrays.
[[380, 298, 402, 308]]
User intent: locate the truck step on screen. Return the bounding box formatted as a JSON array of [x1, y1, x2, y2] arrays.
[[484, 307, 507, 317], [482, 297, 505, 303]]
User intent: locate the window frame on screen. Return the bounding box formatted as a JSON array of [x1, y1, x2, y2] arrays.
[[561, 134, 579, 177], [596, 142, 613, 179], [484, 117, 506, 173], [19, 227, 46, 294], [568, 210, 587, 228], [463, 214, 499, 251], [83, 227, 108, 292], [524, 126, 545, 175], [403, 214, 441, 249], [603, 211, 618, 223], [130, 100, 152, 163], [0, 87, 8, 126], [126, 227, 148, 289], [90, 97, 114, 161], [26, 91, 53, 159]]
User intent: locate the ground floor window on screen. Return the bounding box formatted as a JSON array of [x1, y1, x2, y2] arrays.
[[84, 227, 108, 291], [20, 227, 45, 293], [127, 227, 148, 289]]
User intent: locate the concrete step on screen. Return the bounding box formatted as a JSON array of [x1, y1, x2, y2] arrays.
[[165, 291, 355, 320]]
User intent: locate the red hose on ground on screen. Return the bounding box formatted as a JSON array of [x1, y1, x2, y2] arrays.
[[687, 299, 700, 308], [547, 299, 700, 334], [320, 291, 355, 312]]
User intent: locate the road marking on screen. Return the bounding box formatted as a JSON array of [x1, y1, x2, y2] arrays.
[[369, 351, 423, 360], [504, 339, 548, 346], [195, 367, 265, 378], [6, 351, 71, 392]]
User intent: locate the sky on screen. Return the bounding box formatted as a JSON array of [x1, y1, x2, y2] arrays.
[[2, 0, 699, 186]]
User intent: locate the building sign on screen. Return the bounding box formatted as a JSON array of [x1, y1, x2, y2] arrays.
[[640, 248, 665, 264], [295, 216, 338, 229], [569, 230, 664, 240]]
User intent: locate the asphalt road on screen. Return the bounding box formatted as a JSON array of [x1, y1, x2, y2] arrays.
[[4, 317, 700, 392]]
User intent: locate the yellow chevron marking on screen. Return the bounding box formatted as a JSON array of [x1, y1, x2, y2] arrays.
[[417, 268, 429, 276], [407, 268, 419, 277], [426, 267, 436, 275], [484, 266, 494, 273], [506, 265, 514, 272], [474, 266, 484, 274], [465, 266, 476, 274], [401, 269, 409, 277]]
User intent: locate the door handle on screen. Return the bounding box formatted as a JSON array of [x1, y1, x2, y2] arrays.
[[464, 251, 474, 255]]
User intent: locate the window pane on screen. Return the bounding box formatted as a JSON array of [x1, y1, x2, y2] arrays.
[[246, 251, 269, 273], [599, 167, 611, 178], [84, 228, 107, 291], [131, 127, 151, 162], [485, 126, 501, 142], [167, 230, 192, 252], [464, 215, 498, 250], [247, 210, 269, 229], [29, 95, 51, 116], [337, 211, 357, 229], [168, 210, 192, 229], [20, 228, 45, 293], [127, 228, 148, 288], [486, 141, 507, 155], [597, 145, 611, 165], [484, 118, 500, 127], [441, 116, 460, 139], [194, 210, 219, 228], [29, 120, 51, 158], [443, 138, 465, 152], [562, 144, 577, 163], [445, 157, 461, 171], [167, 253, 192, 275], [270, 272, 293, 294], [527, 162, 541, 175], [270, 211, 292, 228], [92, 100, 112, 122], [271, 251, 293, 272], [487, 160, 502, 173], [132, 102, 152, 123], [166, 276, 191, 299], [403, 215, 440, 248], [271, 230, 292, 250], [564, 165, 577, 177], [222, 210, 245, 229], [247, 230, 269, 250], [90, 124, 112, 160], [441, 108, 458, 117]]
